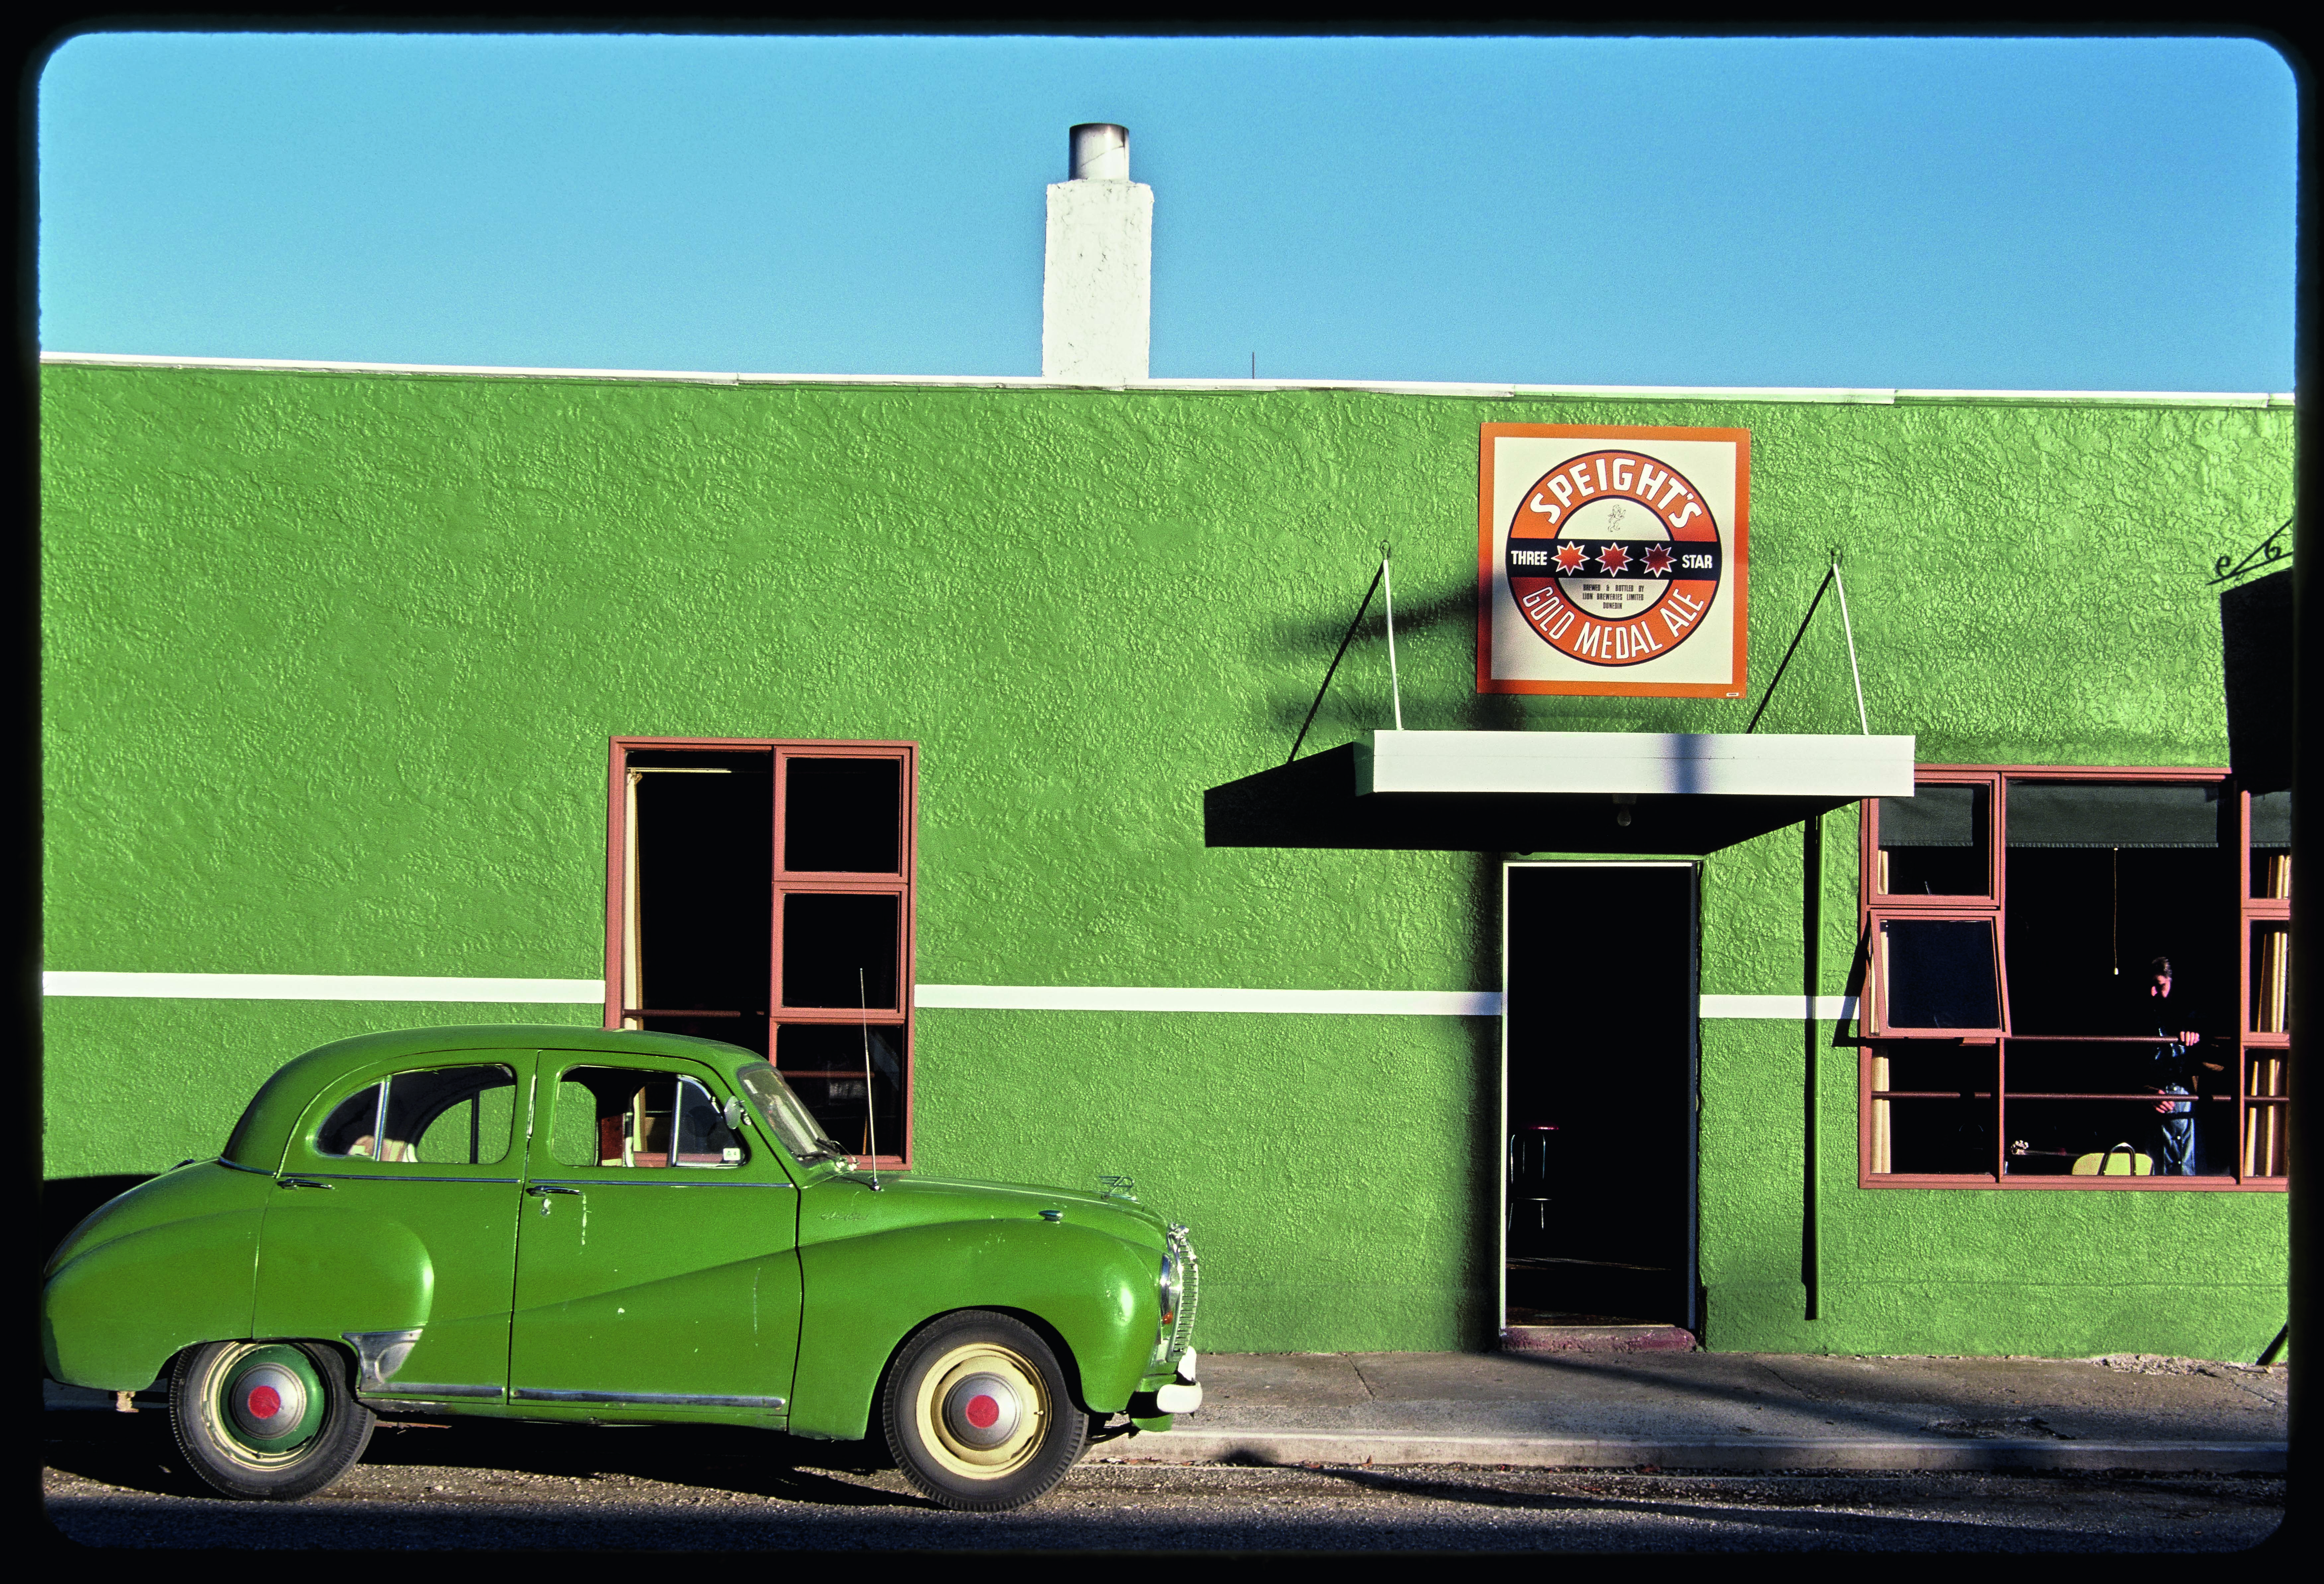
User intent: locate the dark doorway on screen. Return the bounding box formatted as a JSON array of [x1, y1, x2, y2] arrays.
[[1502, 862, 1699, 1330], [627, 749, 775, 1056]]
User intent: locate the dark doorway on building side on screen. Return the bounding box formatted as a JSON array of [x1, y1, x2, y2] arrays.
[[1502, 861, 1699, 1333], [625, 749, 775, 1055]]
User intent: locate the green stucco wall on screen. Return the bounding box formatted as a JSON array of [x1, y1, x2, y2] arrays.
[[41, 364, 2292, 1357]]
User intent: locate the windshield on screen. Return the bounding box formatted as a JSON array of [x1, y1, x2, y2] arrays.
[[735, 1061, 850, 1164]]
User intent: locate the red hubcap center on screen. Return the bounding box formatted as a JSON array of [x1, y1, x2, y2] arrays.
[[964, 1393, 1000, 1429], [246, 1385, 282, 1420]]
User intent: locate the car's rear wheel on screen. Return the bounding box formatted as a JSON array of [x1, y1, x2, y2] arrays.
[[881, 1310, 1093, 1511], [170, 1339, 376, 1500]]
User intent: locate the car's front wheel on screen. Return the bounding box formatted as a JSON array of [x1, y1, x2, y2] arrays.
[[170, 1339, 376, 1500], [881, 1310, 1093, 1511]]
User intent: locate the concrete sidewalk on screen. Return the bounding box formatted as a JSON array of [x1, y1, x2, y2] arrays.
[[1129, 1351, 2290, 1473]]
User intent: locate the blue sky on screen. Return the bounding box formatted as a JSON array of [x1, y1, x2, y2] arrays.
[[36, 33, 2298, 390]]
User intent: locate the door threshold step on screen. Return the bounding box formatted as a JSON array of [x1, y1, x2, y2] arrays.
[[1501, 1324, 1698, 1353]]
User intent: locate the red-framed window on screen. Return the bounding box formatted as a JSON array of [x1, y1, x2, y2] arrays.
[[605, 737, 918, 1167], [1861, 766, 2289, 1190]]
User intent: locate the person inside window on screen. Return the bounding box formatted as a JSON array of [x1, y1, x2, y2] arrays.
[[2130, 955, 2221, 1175]]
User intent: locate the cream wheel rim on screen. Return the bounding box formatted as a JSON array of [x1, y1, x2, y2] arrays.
[[201, 1342, 315, 1470], [913, 1341, 1049, 1480]]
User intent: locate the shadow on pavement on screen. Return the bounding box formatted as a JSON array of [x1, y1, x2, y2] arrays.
[[1291, 1463, 2286, 1547], [42, 1405, 921, 1509]]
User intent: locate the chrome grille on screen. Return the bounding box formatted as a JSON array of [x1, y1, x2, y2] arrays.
[[1165, 1223, 1200, 1364]]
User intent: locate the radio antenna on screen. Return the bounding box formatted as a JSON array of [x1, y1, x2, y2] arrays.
[[859, 967, 881, 1190]]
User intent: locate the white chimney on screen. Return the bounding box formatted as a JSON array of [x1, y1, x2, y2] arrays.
[[1042, 123, 1151, 383]]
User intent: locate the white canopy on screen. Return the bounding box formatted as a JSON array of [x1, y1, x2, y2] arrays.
[[1205, 729, 1917, 854], [1356, 730, 1915, 799]]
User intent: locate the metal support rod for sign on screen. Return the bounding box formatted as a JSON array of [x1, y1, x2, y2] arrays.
[[1380, 543, 1404, 732], [1286, 561, 1386, 765], [1831, 555, 1869, 736], [1744, 568, 1834, 734]]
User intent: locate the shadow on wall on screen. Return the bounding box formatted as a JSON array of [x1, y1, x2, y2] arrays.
[[1463, 848, 1507, 1348], [42, 1175, 154, 1266], [1262, 576, 1520, 746], [2219, 567, 2291, 796]]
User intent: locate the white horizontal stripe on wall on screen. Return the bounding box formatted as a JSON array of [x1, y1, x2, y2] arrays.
[[43, 973, 1858, 1021], [1700, 994, 1860, 1021], [915, 985, 1504, 1016], [42, 972, 607, 1003]]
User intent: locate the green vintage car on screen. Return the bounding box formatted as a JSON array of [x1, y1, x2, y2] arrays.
[[41, 1026, 1202, 1510]]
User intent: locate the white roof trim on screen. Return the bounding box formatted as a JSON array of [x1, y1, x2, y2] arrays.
[[37, 352, 2293, 409], [1358, 729, 1917, 799]]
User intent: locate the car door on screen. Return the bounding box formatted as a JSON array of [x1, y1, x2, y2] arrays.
[[251, 1053, 530, 1403], [507, 1052, 802, 1417]]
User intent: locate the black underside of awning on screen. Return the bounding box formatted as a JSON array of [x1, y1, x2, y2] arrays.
[[1203, 743, 1859, 855]]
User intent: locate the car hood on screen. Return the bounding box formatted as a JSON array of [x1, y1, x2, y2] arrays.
[[823, 1170, 1172, 1250]]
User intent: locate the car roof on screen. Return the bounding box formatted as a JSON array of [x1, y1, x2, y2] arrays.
[[221, 1024, 762, 1172]]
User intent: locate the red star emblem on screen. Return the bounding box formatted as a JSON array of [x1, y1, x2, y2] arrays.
[[1553, 541, 1590, 573], [1641, 544, 1674, 576], [1597, 542, 1631, 576]]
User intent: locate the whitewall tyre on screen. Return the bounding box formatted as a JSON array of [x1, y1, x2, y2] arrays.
[[881, 1310, 1093, 1511], [169, 1339, 376, 1500]]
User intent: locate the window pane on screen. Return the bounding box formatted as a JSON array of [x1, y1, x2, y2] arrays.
[[2003, 1040, 2225, 1098], [1876, 1045, 1996, 1095], [785, 757, 902, 873], [775, 1023, 906, 1156], [389, 1065, 517, 1166], [2251, 923, 2291, 1034], [316, 1083, 383, 1158], [2244, 1049, 2289, 1177], [1880, 919, 2001, 1029], [781, 892, 900, 1007], [2248, 1048, 2289, 1099], [2005, 782, 2227, 848], [2249, 788, 2290, 902], [1881, 1098, 1993, 1175], [2002, 843, 2235, 1038], [1878, 784, 1990, 896], [2004, 1097, 2233, 1177], [1870, 1046, 1993, 1174]]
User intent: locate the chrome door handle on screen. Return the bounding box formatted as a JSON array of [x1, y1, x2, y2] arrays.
[[279, 1178, 335, 1191], [526, 1185, 581, 1196]]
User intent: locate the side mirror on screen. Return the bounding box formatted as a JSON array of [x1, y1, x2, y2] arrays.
[[722, 1096, 745, 1131]]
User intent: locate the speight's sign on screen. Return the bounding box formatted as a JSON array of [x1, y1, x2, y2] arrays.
[[1478, 424, 1750, 697]]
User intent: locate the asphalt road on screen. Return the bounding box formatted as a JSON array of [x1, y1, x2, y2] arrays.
[[42, 1409, 2283, 1551]]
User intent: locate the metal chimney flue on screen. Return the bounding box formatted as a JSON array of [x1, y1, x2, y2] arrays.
[[1069, 122, 1130, 182], [1043, 123, 1151, 384]]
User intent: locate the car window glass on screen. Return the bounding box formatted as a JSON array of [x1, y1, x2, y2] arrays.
[[316, 1083, 383, 1158], [385, 1065, 518, 1165], [547, 1066, 746, 1170], [313, 1066, 517, 1165], [672, 1076, 747, 1166]]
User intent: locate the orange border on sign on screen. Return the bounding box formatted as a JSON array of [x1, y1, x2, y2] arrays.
[[1476, 423, 1751, 698]]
